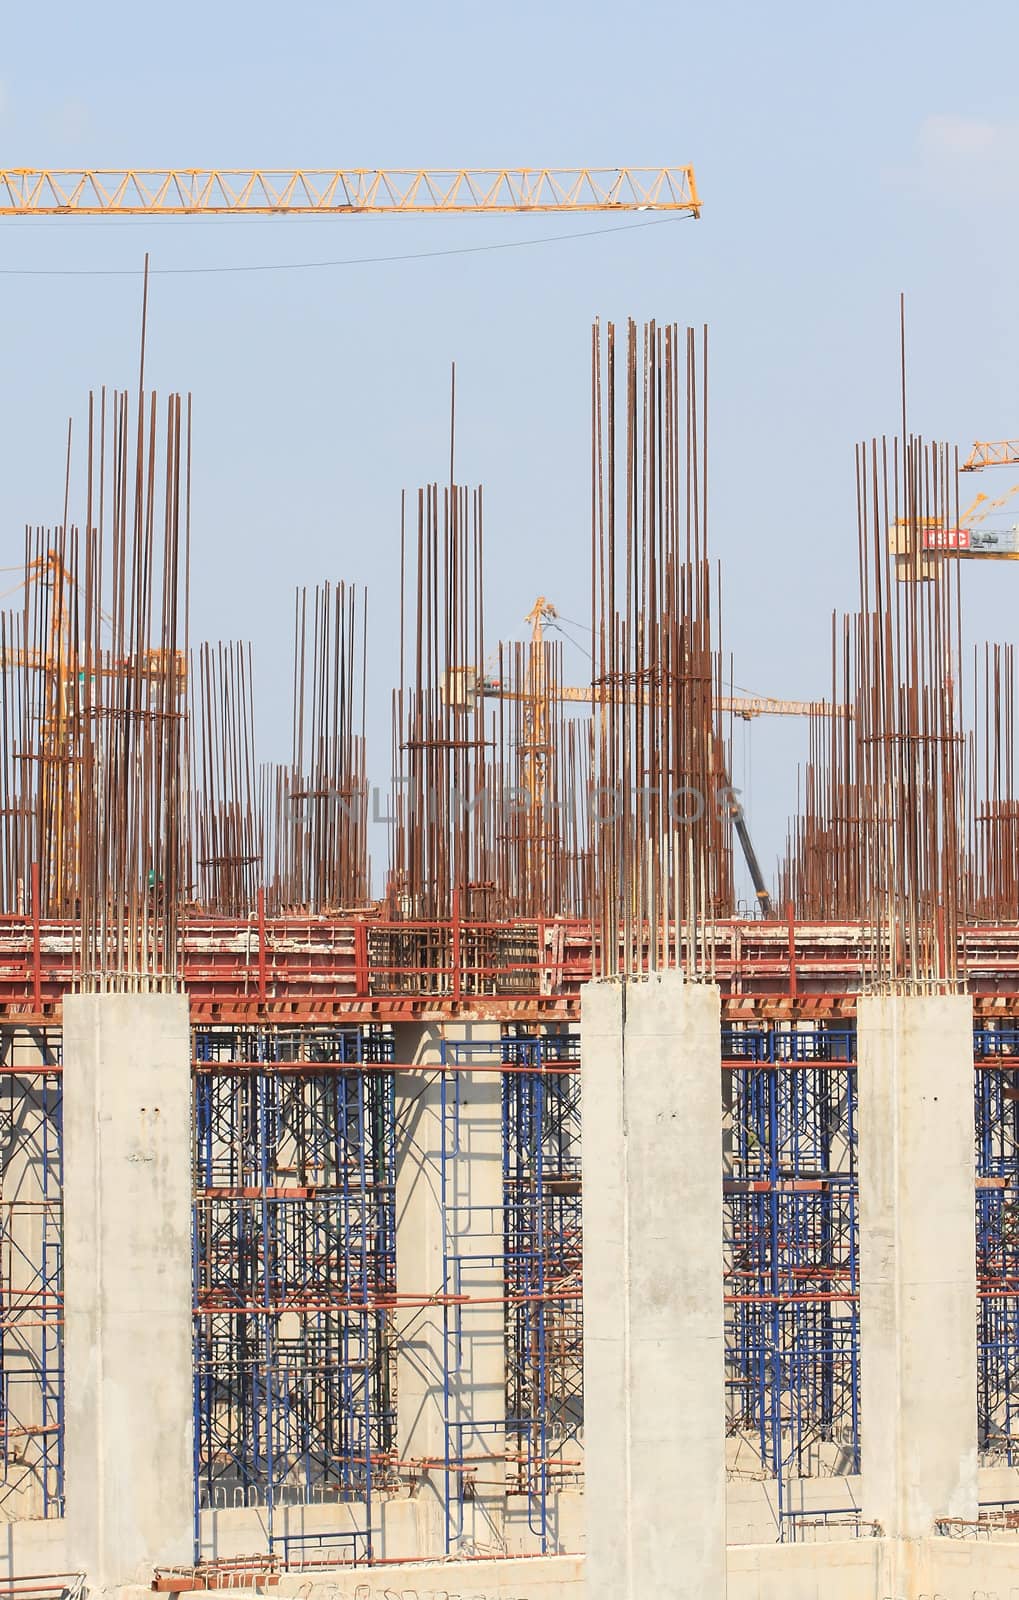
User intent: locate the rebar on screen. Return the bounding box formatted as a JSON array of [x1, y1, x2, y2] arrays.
[[590, 318, 731, 977]]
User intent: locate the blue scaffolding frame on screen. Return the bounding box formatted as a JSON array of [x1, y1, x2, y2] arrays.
[[0, 1028, 63, 1519], [436, 1031, 582, 1556], [501, 1031, 582, 1548], [435, 1037, 507, 1556], [974, 1025, 1019, 1465], [191, 1025, 396, 1564], [4, 1002, 1013, 1560], [722, 1027, 859, 1536]]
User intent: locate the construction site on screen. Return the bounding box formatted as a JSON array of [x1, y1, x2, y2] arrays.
[[0, 162, 1018, 1600]]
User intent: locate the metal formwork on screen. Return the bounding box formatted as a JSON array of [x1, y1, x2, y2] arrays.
[[723, 1028, 859, 1532], [191, 1026, 396, 1560]]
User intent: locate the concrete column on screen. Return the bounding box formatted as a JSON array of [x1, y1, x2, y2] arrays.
[[581, 973, 726, 1600], [858, 993, 978, 1538], [63, 994, 194, 1586], [392, 1021, 505, 1558]]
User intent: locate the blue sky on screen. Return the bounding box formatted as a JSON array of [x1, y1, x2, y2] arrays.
[[0, 0, 1016, 902]]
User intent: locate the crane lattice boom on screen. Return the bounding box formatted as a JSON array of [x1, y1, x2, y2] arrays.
[[0, 166, 700, 218], [962, 440, 1019, 471]]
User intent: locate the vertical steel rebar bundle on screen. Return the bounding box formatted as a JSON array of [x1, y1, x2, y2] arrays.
[[0, 375, 190, 989], [779, 622, 859, 921], [853, 433, 965, 988], [781, 431, 966, 988], [76, 383, 191, 991], [491, 636, 592, 920], [192, 641, 259, 917], [0, 527, 81, 918], [969, 643, 1019, 922], [256, 759, 289, 913], [274, 582, 370, 913], [590, 318, 731, 977], [390, 485, 492, 921]]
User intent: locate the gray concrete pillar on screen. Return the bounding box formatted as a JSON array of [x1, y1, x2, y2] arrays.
[[859, 993, 978, 1538], [581, 973, 726, 1599], [63, 994, 194, 1586], [392, 1021, 505, 1558]]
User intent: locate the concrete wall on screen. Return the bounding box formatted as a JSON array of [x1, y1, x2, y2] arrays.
[[725, 1474, 863, 1545], [274, 1555, 584, 1600], [581, 973, 725, 1600], [63, 993, 194, 1587], [858, 993, 979, 1539], [113, 1537, 1019, 1600], [199, 1493, 582, 1568], [17, 1518, 1019, 1600], [0, 1513, 66, 1583], [727, 1535, 1019, 1599]]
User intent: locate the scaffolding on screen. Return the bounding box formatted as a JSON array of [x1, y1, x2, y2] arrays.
[[502, 1031, 583, 1544], [0, 1028, 63, 1520], [192, 1026, 396, 1562], [7, 1006, 1009, 1558], [722, 1027, 859, 1535], [975, 1025, 1019, 1465], [429, 1037, 506, 1556], [434, 1032, 582, 1556]]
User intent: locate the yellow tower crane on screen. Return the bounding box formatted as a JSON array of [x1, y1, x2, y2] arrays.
[[0, 167, 700, 217], [456, 599, 851, 919], [963, 441, 1019, 471], [890, 483, 1019, 575]]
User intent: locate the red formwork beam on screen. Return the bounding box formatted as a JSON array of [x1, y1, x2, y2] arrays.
[[4, 912, 1019, 1024]]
